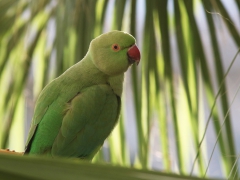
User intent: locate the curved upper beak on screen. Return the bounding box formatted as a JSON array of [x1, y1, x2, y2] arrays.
[[127, 44, 141, 65]]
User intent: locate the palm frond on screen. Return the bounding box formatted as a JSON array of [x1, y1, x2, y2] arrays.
[[0, 0, 239, 179]]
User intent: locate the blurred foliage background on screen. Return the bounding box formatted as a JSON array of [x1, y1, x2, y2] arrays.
[[0, 0, 239, 179]]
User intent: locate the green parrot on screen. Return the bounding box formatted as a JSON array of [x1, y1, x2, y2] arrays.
[[24, 31, 141, 160]]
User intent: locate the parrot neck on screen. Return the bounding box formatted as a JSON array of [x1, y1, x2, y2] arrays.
[[79, 53, 124, 97], [107, 74, 124, 97]]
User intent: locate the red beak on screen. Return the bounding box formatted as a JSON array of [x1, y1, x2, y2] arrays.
[[127, 44, 141, 65]]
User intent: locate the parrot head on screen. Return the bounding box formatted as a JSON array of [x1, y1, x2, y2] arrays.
[[89, 31, 141, 76]]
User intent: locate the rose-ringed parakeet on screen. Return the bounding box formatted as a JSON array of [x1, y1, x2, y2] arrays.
[[24, 31, 141, 160]]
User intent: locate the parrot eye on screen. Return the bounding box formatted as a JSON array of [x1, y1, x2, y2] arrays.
[[111, 44, 120, 52]]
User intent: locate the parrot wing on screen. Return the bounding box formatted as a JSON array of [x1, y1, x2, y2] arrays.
[[26, 84, 120, 159], [51, 84, 121, 159]]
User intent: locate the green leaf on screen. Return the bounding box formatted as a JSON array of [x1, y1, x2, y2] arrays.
[[0, 154, 221, 180]]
